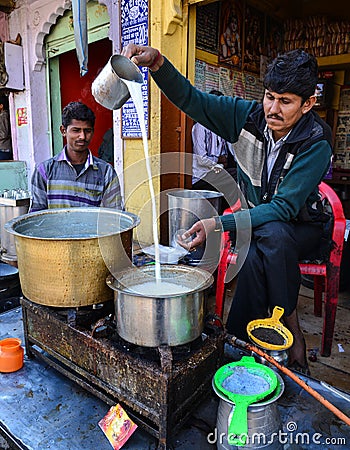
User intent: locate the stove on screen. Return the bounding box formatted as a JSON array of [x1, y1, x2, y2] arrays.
[[21, 297, 224, 449]]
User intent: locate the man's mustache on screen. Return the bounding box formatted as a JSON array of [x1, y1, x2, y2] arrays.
[[267, 114, 283, 121]]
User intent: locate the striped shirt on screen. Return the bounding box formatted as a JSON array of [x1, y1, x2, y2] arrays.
[[191, 122, 229, 183], [30, 148, 122, 212]]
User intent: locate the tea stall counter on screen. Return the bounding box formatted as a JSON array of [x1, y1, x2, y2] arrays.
[[1, 307, 350, 449]]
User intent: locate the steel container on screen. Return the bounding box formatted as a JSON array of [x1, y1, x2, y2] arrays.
[[254, 347, 289, 372], [167, 189, 223, 272], [92, 54, 143, 110], [0, 199, 30, 263], [5, 208, 140, 307], [107, 264, 213, 347], [213, 373, 285, 449]]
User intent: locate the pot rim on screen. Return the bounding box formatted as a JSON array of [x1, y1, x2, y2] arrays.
[[0, 337, 22, 349], [107, 264, 214, 298], [4, 207, 140, 241], [167, 188, 224, 200], [212, 371, 285, 407], [110, 54, 144, 83]]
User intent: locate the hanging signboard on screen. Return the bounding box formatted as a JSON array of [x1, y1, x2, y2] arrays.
[[196, 2, 220, 55], [121, 0, 149, 138]]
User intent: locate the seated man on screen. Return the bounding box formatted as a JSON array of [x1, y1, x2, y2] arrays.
[[30, 102, 122, 212], [192, 90, 230, 191], [122, 45, 332, 373]]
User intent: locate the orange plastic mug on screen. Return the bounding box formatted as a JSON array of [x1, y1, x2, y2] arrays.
[[0, 337, 24, 373]]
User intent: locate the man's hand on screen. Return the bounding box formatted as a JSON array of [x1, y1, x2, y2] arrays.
[[122, 44, 164, 72], [178, 218, 217, 251]]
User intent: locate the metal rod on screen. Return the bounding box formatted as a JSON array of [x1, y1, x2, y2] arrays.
[[228, 334, 350, 427]]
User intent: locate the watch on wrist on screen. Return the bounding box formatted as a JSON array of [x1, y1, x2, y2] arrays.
[[214, 216, 222, 232]]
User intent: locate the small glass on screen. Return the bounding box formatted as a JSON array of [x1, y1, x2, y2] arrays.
[[173, 228, 194, 251]]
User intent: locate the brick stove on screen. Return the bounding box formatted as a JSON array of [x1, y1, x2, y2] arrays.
[[21, 297, 224, 449]]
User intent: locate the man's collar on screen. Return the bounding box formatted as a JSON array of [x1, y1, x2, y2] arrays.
[[58, 147, 94, 167], [264, 125, 291, 145]]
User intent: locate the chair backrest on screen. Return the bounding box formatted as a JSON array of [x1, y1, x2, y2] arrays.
[[223, 183, 345, 266], [318, 181, 346, 268]]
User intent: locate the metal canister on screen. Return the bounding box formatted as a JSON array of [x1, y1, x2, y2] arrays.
[[92, 54, 143, 110], [256, 348, 289, 370], [0, 194, 30, 263], [167, 189, 223, 272], [213, 373, 285, 449]]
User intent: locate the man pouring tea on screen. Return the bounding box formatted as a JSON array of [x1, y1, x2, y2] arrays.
[[122, 44, 332, 374]]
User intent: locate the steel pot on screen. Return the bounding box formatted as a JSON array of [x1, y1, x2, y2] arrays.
[[5, 208, 140, 307], [107, 264, 213, 347]]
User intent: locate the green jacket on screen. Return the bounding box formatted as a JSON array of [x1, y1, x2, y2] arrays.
[[152, 58, 332, 231]]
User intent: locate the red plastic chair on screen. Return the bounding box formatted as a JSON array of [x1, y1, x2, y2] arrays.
[[215, 182, 346, 357]]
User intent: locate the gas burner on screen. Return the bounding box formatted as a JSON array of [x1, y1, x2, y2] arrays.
[[21, 297, 224, 449], [105, 322, 222, 364], [50, 300, 114, 327], [108, 331, 205, 363]]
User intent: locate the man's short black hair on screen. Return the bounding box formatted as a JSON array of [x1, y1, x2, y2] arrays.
[[263, 49, 318, 103], [62, 101, 95, 128]]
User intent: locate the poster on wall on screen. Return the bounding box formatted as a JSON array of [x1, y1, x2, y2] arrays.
[[233, 71, 245, 98], [205, 64, 220, 93], [218, 0, 243, 69], [196, 2, 220, 55], [219, 67, 234, 97], [243, 4, 264, 73], [121, 0, 149, 138], [244, 73, 264, 101], [194, 59, 206, 91]]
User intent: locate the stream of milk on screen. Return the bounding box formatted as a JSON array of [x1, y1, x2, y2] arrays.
[[123, 79, 161, 281]]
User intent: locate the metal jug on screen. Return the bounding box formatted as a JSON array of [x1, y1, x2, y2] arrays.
[[92, 54, 143, 110], [167, 189, 223, 272], [213, 373, 285, 449]]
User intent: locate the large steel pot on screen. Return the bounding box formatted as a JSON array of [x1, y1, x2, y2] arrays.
[[5, 208, 140, 307], [107, 264, 213, 347]]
